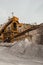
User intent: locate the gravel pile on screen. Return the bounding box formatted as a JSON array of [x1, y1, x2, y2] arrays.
[[0, 23, 43, 65]]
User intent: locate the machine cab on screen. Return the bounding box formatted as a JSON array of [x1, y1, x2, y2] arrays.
[[10, 16, 22, 33]]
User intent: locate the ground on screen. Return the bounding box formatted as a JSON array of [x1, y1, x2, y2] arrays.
[[0, 23, 43, 65]]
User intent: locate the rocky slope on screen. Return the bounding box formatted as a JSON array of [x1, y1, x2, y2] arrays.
[[0, 23, 43, 65]]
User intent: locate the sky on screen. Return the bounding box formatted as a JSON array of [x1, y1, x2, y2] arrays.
[[0, 0, 43, 24]]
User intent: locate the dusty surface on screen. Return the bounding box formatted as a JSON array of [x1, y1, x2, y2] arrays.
[[0, 24, 43, 65]]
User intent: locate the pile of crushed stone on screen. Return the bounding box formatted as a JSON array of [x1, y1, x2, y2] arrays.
[[3, 23, 43, 59], [0, 24, 43, 65]]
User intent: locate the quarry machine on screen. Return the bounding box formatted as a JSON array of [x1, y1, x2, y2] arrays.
[[0, 16, 23, 42], [0, 15, 40, 44]]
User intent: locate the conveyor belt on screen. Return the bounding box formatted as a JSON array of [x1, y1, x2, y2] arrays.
[[14, 25, 40, 38]]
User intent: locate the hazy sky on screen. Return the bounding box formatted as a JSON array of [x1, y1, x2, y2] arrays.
[[0, 0, 43, 24]]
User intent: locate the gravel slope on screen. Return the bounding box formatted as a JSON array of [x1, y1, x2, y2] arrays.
[[0, 24, 43, 65]]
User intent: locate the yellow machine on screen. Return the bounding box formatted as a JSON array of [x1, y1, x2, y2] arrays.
[[0, 15, 40, 43], [0, 16, 23, 42]]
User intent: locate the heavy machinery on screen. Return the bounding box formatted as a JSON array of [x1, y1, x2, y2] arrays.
[[0, 16, 23, 42], [0, 15, 40, 44]]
